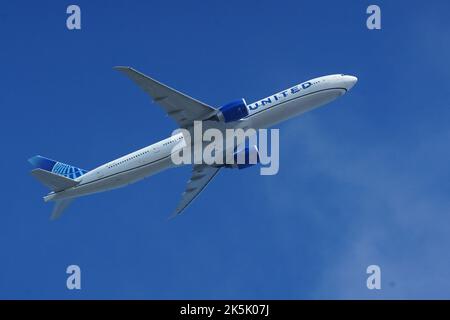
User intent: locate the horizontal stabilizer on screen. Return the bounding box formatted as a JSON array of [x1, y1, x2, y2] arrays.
[[51, 199, 74, 220], [31, 168, 79, 192]]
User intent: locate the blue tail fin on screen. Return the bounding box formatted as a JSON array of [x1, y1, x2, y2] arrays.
[[28, 155, 87, 179]]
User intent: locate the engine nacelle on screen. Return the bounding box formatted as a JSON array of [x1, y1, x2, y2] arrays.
[[225, 145, 260, 169], [218, 98, 249, 123]]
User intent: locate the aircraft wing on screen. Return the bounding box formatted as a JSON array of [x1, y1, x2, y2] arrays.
[[114, 66, 216, 128], [171, 164, 221, 218]]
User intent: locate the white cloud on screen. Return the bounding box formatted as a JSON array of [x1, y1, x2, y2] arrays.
[[262, 114, 450, 298]]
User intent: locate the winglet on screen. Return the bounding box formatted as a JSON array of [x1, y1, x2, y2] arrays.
[[113, 66, 131, 72]]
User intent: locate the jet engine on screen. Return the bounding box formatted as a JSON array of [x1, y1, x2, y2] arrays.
[[224, 145, 260, 169], [217, 98, 249, 123]]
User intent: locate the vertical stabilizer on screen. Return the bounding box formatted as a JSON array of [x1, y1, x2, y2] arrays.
[[28, 155, 87, 179]]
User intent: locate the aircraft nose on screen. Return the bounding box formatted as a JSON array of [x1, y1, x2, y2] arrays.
[[342, 75, 358, 91]]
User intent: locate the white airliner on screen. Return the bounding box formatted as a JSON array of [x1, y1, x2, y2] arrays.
[[29, 67, 357, 219]]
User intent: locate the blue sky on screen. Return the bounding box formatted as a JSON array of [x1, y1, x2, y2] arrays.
[[1, 0, 450, 299]]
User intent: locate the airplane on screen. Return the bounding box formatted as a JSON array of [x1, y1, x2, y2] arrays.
[[28, 67, 357, 219]]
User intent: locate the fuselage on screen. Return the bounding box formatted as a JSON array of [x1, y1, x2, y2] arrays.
[[45, 74, 357, 202]]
